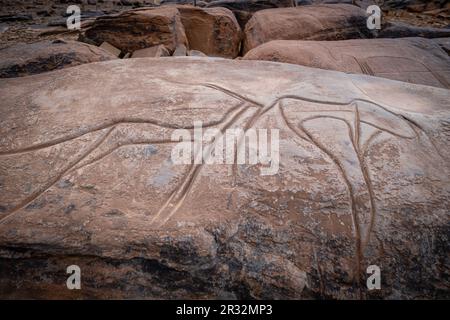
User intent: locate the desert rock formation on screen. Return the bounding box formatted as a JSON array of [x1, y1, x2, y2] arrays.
[[84, 5, 242, 58], [0, 58, 449, 299], [243, 38, 450, 88], [0, 39, 118, 78], [243, 4, 370, 53]]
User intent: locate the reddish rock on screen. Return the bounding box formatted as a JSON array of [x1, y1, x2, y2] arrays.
[[178, 6, 242, 58], [243, 38, 450, 88], [243, 4, 370, 53], [0, 58, 449, 299], [378, 21, 450, 39]]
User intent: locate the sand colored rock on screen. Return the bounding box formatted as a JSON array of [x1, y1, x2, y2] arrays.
[[434, 37, 450, 55], [0, 58, 449, 299], [205, 0, 294, 28], [84, 5, 241, 58], [243, 38, 450, 88], [84, 6, 188, 53], [189, 49, 208, 57], [99, 41, 122, 57], [379, 21, 450, 39], [178, 6, 242, 58], [132, 44, 170, 58], [243, 4, 370, 53], [0, 39, 118, 78]]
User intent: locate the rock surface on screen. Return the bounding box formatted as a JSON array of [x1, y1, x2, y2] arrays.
[[205, 0, 294, 28], [0, 58, 449, 299], [0, 39, 118, 78], [84, 6, 188, 54], [243, 4, 371, 53], [132, 44, 170, 58], [84, 5, 241, 58], [379, 21, 450, 39], [178, 6, 241, 58], [243, 38, 450, 88]]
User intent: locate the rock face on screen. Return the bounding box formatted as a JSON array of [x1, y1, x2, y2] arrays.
[[132, 44, 170, 58], [0, 39, 118, 78], [434, 37, 450, 55], [178, 6, 241, 58], [0, 58, 449, 299], [84, 6, 188, 54], [84, 5, 241, 58], [205, 0, 295, 28], [243, 4, 371, 53], [378, 22, 450, 39], [243, 38, 450, 89]]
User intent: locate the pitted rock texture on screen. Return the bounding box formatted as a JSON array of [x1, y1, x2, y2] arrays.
[[243, 4, 370, 53], [243, 38, 450, 89], [0, 58, 449, 299], [84, 5, 241, 58], [0, 39, 118, 78]]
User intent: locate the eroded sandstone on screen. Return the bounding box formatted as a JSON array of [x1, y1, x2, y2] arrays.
[[243, 38, 450, 88], [243, 4, 371, 53], [0, 58, 449, 299], [0, 39, 118, 78]]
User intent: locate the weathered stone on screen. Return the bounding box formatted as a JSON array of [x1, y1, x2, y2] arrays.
[[84, 6, 188, 53], [189, 49, 208, 57], [0, 58, 448, 299], [243, 38, 450, 88], [378, 21, 450, 39], [178, 6, 242, 58], [99, 41, 121, 57], [434, 37, 450, 55], [173, 43, 187, 56], [243, 4, 370, 53], [84, 5, 241, 58], [132, 44, 170, 58], [205, 0, 294, 28], [0, 40, 118, 78]]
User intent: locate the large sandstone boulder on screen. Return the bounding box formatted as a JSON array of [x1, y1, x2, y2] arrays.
[[434, 37, 450, 54], [177, 6, 242, 58], [0, 39, 118, 78], [84, 6, 188, 53], [243, 4, 371, 53], [84, 5, 241, 58], [378, 21, 450, 39], [243, 38, 450, 89], [0, 58, 449, 299], [205, 0, 295, 29]]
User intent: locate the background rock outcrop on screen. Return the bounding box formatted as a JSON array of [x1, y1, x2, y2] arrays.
[[205, 0, 294, 28], [243, 37, 450, 88], [243, 4, 371, 53], [0, 39, 118, 78], [84, 5, 241, 58], [84, 6, 188, 54], [0, 58, 449, 299]]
